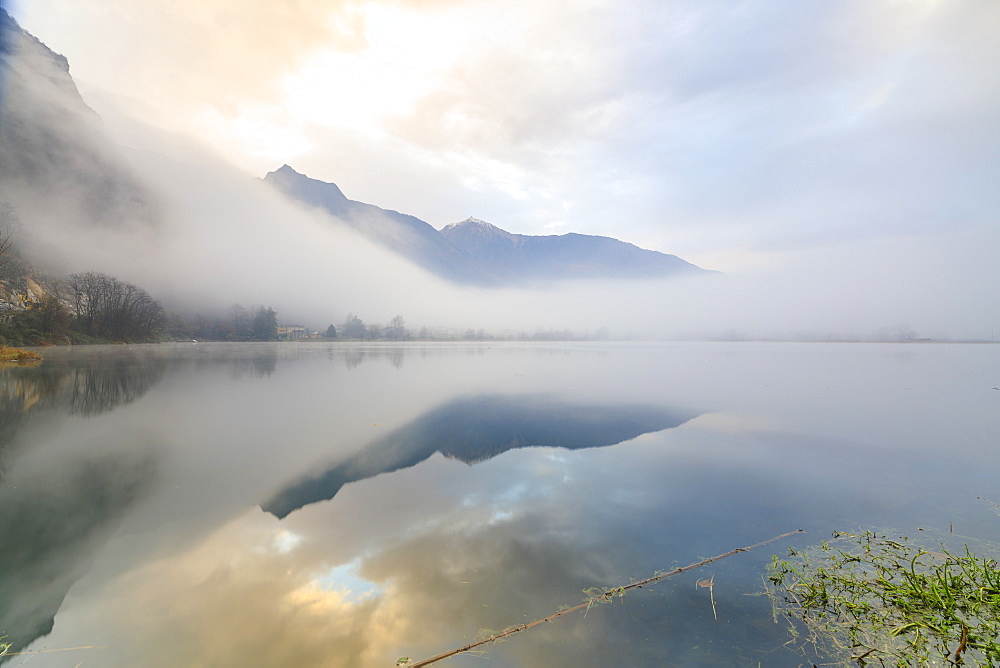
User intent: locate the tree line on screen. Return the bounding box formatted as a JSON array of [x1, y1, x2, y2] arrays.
[[0, 271, 167, 345], [168, 304, 278, 342], [334, 313, 409, 340], [0, 276, 283, 345]]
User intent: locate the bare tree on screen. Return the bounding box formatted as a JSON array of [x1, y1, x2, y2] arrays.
[[0, 203, 16, 268], [68, 271, 165, 341], [385, 314, 408, 340], [228, 303, 250, 340]]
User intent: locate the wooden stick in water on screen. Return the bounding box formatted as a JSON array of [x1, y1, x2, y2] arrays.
[[401, 528, 805, 667]]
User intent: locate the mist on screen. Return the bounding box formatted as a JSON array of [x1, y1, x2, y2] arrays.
[[19, 118, 999, 342]]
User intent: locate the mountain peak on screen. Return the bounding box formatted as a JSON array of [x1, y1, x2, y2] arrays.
[[263, 164, 348, 209], [440, 217, 518, 256], [267, 164, 305, 179], [443, 217, 509, 234], [459, 217, 491, 226]]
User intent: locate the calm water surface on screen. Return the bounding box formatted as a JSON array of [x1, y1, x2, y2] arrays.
[[1, 342, 997, 667]]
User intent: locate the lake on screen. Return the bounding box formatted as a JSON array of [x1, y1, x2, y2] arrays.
[[1, 341, 997, 666]]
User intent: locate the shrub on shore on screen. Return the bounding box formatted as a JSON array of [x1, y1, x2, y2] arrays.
[[0, 346, 42, 362]]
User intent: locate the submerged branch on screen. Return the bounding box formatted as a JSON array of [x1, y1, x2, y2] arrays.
[[401, 528, 804, 667]]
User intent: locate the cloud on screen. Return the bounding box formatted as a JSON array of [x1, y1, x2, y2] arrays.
[[14, 0, 368, 111], [284, 0, 999, 266], [14, 0, 998, 264], [590, 0, 1000, 254]]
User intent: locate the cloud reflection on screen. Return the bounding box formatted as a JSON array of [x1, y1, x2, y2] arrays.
[[50, 428, 826, 668]]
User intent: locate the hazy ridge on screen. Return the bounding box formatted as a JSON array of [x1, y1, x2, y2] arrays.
[[264, 164, 708, 287]]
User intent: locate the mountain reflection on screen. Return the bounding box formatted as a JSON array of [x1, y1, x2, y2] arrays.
[[0, 449, 158, 660], [0, 345, 292, 657], [262, 395, 697, 518]]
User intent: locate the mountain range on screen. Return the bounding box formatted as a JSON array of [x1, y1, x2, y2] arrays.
[[1, 7, 707, 301], [264, 165, 708, 286]]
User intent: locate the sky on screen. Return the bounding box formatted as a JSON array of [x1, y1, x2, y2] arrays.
[[4, 0, 1000, 339], [7, 0, 998, 265]]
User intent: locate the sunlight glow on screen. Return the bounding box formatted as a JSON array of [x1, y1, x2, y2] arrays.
[[281, 4, 469, 133]]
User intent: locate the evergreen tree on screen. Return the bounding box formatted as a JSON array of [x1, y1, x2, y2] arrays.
[[251, 306, 278, 341], [342, 313, 366, 338]]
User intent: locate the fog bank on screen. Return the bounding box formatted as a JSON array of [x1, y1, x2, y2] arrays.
[[17, 122, 994, 342]]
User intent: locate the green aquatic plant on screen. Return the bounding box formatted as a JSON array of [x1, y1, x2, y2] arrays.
[[766, 530, 1000, 666]]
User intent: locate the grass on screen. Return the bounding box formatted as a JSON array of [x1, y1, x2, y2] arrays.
[[766, 529, 1000, 666], [0, 346, 42, 363]]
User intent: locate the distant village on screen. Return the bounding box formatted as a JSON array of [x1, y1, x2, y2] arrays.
[[275, 325, 311, 340]]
